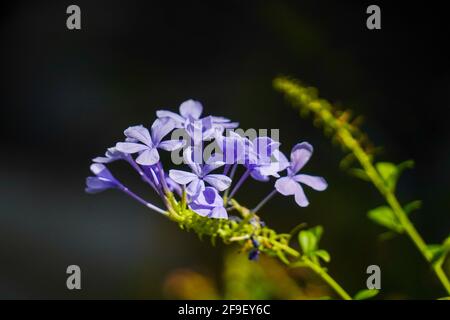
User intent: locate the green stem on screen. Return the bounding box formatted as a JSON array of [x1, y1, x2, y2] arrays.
[[339, 129, 450, 295], [302, 258, 352, 300], [273, 77, 450, 295]]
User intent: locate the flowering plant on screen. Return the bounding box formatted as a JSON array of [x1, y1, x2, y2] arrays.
[[86, 78, 450, 300]]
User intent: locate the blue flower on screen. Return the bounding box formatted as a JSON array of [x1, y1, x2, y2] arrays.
[[169, 147, 232, 197], [115, 118, 184, 166], [189, 187, 228, 219], [157, 99, 238, 130], [85, 163, 120, 193], [275, 142, 327, 207]]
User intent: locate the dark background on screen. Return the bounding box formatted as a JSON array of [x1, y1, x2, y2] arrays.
[[0, 0, 449, 299]]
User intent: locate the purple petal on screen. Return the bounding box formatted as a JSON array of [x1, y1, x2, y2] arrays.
[[92, 156, 111, 163], [124, 125, 152, 146], [187, 179, 205, 197], [202, 187, 217, 205], [218, 122, 239, 129], [275, 177, 299, 196], [158, 139, 185, 151], [272, 149, 290, 171], [210, 207, 228, 219], [188, 202, 211, 217], [196, 187, 223, 206], [151, 118, 176, 145], [179, 99, 203, 119], [294, 185, 309, 207], [211, 116, 232, 123], [90, 163, 114, 180], [183, 147, 202, 176], [169, 170, 198, 185], [203, 174, 232, 191], [135, 148, 160, 165], [275, 177, 309, 207], [290, 142, 313, 175], [250, 169, 270, 182], [166, 176, 182, 195], [156, 110, 185, 126], [217, 132, 245, 164], [116, 142, 148, 154], [293, 174, 328, 191], [253, 137, 280, 162], [85, 177, 117, 193]]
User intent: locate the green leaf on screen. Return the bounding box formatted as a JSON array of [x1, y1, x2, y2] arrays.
[[368, 206, 403, 233], [298, 230, 316, 254], [354, 289, 379, 300], [314, 249, 331, 263], [403, 200, 422, 215], [376, 160, 414, 192], [348, 168, 370, 181], [427, 240, 450, 266], [298, 226, 323, 254], [376, 162, 398, 190], [310, 225, 323, 242], [277, 251, 290, 265]]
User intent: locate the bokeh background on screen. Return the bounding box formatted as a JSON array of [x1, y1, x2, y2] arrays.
[[1, 0, 449, 299]]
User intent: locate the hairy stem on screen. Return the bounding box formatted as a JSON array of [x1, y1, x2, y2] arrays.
[[164, 195, 351, 300]]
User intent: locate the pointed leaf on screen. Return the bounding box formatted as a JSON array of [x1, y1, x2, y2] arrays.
[[354, 289, 379, 300], [367, 206, 403, 233], [314, 249, 331, 263], [403, 200, 422, 215], [298, 230, 316, 254], [376, 162, 398, 191]]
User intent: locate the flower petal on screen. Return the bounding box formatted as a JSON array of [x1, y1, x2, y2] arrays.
[[250, 169, 270, 182], [202, 154, 225, 175], [210, 206, 228, 219], [183, 146, 202, 176], [294, 184, 309, 207], [179, 99, 203, 119], [293, 174, 328, 191], [203, 174, 232, 191], [135, 148, 160, 165], [124, 125, 152, 146], [187, 179, 205, 198], [290, 142, 313, 174], [151, 118, 176, 145], [158, 139, 185, 151], [90, 163, 114, 180], [85, 177, 117, 193], [274, 177, 298, 196], [211, 116, 232, 123], [169, 170, 198, 185], [156, 110, 185, 126], [116, 142, 148, 154]]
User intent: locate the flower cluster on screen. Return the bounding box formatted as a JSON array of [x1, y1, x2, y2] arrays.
[[86, 99, 328, 221]]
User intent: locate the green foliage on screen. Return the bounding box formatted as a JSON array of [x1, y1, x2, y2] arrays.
[[298, 226, 330, 264], [375, 160, 414, 192], [274, 76, 450, 296], [368, 206, 403, 233], [427, 235, 450, 266], [403, 200, 422, 215], [353, 289, 379, 300]]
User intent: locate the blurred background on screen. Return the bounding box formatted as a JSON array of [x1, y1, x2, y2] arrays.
[[0, 0, 449, 299]]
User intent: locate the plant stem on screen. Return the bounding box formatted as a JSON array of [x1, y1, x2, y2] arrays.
[[339, 128, 450, 294], [302, 258, 352, 300], [274, 77, 450, 295], [252, 189, 278, 213], [228, 168, 250, 200], [119, 185, 167, 215]]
